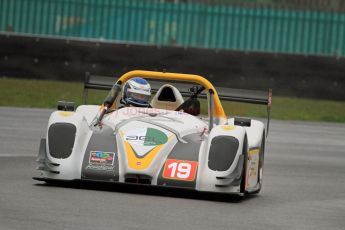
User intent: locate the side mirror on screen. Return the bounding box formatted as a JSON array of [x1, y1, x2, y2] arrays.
[[57, 101, 75, 111]]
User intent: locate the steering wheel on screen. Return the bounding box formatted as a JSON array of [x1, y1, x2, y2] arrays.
[[175, 85, 205, 113]]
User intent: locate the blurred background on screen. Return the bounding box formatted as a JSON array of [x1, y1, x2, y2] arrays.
[[0, 0, 344, 120], [2, 3, 345, 230]]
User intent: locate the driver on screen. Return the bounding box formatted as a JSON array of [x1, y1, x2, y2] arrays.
[[95, 77, 151, 126], [121, 77, 151, 108]]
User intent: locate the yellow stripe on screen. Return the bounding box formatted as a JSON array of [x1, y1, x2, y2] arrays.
[[221, 125, 236, 131], [124, 141, 164, 170], [58, 111, 74, 117]]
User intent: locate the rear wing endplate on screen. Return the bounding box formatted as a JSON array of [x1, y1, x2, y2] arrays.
[[83, 73, 272, 136]]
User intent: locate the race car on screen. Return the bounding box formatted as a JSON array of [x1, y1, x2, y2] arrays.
[[34, 70, 272, 196]]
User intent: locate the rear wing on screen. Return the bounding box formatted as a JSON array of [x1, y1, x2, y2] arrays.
[[83, 72, 272, 135]]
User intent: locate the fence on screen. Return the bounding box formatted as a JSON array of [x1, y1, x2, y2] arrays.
[[1, 0, 345, 57]]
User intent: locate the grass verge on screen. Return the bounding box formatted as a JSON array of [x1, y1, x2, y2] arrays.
[[1, 77, 345, 122]]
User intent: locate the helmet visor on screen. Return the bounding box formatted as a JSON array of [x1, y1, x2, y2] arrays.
[[127, 92, 150, 104]]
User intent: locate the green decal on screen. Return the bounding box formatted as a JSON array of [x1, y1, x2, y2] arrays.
[[144, 128, 168, 146]]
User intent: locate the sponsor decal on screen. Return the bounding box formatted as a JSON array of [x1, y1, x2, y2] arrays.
[[86, 164, 115, 171], [246, 149, 260, 189], [121, 107, 161, 116], [124, 128, 168, 157], [162, 159, 198, 181], [115, 106, 185, 117], [89, 151, 115, 165], [124, 128, 168, 146]]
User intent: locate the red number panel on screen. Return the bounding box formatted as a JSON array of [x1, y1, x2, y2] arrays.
[[162, 159, 198, 181]]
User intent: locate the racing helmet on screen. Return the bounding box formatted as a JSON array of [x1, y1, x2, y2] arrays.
[[122, 77, 151, 107]]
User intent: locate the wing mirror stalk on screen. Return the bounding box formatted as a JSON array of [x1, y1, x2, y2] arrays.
[[94, 84, 122, 126]]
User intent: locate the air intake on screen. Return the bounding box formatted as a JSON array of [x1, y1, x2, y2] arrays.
[[125, 174, 152, 185], [48, 123, 76, 159], [208, 136, 239, 171]]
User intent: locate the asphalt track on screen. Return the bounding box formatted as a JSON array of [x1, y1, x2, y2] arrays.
[[0, 107, 345, 230]]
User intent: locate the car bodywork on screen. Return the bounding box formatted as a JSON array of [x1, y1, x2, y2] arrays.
[[34, 70, 272, 195]]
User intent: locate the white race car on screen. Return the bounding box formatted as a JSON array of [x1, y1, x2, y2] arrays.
[[34, 70, 272, 196]]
